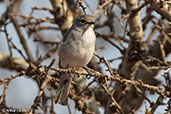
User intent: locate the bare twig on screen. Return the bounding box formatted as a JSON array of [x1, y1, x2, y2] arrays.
[[10, 15, 34, 62], [77, 0, 87, 14], [50, 67, 168, 97], [154, 67, 171, 79], [93, 0, 113, 16], [101, 84, 124, 114]]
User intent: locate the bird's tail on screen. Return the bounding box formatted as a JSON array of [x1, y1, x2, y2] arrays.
[[55, 73, 72, 105]]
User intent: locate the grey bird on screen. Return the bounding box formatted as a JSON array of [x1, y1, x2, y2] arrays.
[[55, 15, 96, 105]]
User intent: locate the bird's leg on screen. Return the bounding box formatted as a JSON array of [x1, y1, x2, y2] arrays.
[[67, 68, 75, 78]]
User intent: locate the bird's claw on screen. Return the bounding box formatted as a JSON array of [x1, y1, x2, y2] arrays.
[[67, 68, 75, 78]]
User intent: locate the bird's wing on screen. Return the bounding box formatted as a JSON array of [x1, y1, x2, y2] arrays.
[[63, 25, 75, 42]]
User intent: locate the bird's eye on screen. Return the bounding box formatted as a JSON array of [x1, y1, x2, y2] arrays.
[[80, 19, 86, 23]]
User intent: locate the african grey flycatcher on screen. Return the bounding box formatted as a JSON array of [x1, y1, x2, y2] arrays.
[[55, 15, 96, 105]]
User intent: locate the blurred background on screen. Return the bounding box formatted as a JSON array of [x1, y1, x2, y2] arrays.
[[0, 0, 170, 113]]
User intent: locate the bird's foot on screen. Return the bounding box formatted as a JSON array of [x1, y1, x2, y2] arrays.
[[67, 68, 75, 78]]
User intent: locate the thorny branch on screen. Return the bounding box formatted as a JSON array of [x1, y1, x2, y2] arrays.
[[0, 0, 170, 114]]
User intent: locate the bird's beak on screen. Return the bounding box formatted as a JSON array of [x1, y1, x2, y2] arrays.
[[87, 21, 95, 25]]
